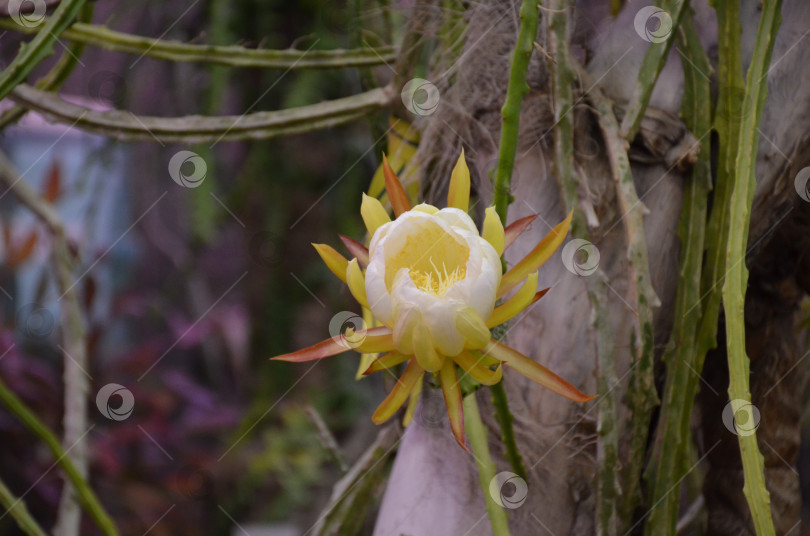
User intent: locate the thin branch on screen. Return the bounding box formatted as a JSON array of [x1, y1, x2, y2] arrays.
[[643, 13, 711, 536], [722, 1, 782, 533], [305, 406, 348, 474], [0, 476, 48, 536], [492, 0, 540, 222], [464, 393, 511, 536], [584, 72, 661, 523], [0, 4, 94, 130], [0, 19, 398, 70], [310, 425, 399, 535], [547, 2, 618, 534], [0, 150, 94, 536], [618, 0, 689, 140], [0, 0, 87, 100], [489, 0, 541, 481], [0, 376, 118, 535], [10, 84, 396, 143]]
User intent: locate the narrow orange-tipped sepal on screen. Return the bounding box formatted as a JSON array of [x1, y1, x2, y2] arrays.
[[382, 154, 411, 217], [497, 211, 572, 298], [339, 235, 369, 267], [372, 359, 423, 424], [271, 327, 394, 363], [454, 351, 502, 386], [503, 214, 538, 250], [402, 376, 423, 427], [364, 351, 410, 375], [439, 360, 467, 450], [482, 339, 595, 403], [530, 287, 551, 304]]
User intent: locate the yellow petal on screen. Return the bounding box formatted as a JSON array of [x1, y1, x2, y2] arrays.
[[356, 307, 377, 379], [346, 258, 369, 309], [498, 211, 572, 298], [372, 360, 423, 424], [482, 339, 595, 403], [447, 149, 470, 211], [364, 351, 410, 375], [482, 206, 505, 255], [361, 193, 391, 236], [354, 331, 396, 353], [312, 243, 348, 283], [455, 307, 491, 349], [439, 360, 466, 450], [487, 272, 538, 328], [412, 322, 444, 372], [454, 351, 503, 385], [402, 375, 423, 427]]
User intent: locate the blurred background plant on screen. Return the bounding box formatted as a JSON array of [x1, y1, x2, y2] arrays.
[[0, 0, 399, 534]]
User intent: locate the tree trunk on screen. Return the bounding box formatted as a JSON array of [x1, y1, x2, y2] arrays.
[[374, 0, 810, 533]]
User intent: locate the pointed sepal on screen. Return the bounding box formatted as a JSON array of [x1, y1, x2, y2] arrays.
[[271, 327, 394, 362], [382, 154, 412, 217], [483, 339, 594, 403], [498, 211, 572, 298], [372, 359, 423, 424]]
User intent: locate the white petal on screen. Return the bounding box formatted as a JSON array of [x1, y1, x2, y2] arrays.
[[365, 245, 392, 324], [434, 207, 478, 233]]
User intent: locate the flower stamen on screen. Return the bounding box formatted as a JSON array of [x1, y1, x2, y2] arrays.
[[410, 257, 467, 296]]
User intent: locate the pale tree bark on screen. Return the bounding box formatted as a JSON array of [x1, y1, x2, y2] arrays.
[[374, 1, 810, 534]]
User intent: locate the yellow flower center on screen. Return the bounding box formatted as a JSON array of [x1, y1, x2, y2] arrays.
[[383, 219, 470, 291], [410, 258, 467, 296]]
